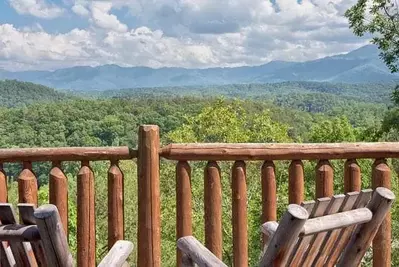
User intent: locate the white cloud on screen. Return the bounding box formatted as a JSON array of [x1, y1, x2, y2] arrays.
[[72, 4, 89, 17], [0, 0, 371, 70], [8, 0, 64, 19], [90, 1, 128, 32]]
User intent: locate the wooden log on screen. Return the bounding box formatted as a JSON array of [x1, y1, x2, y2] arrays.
[[49, 162, 68, 236], [0, 163, 7, 203], [261, 161, 276, 245], [301, 208, 372, 236], [301, 194, 344, 266], [0, 242, 13, 267], [160, 142, 399, 161], [0, 203, 36, 266], [344, 159, 361, 193], [18, 204, 47, 266], [108, 161, 124, 250], [34, 204, 74, 267], [326, 189, 372, 266], [288, 198, 330, 266], [260, 204, 309, 267], [98, 240, 134, 267], [338, 187, 395, 266], [316, 160, 333, 198], [371, 159, 392, 267], [231, 161, 248, 267], [261, 221, 278, 249], [137, 125, 161, 267], [18, 162, 38, 206], [0, 147, 136, 162], [176, 161, 192, 267], [177, 236, 228, 267], [289, 160, 304, 204], [77, 162, 95, 267], [204, 161, 222, 259], [0, 225, 40, 241]]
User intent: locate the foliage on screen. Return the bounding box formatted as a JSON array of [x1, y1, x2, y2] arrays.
[[345, 0, 399, 73], [309, 116, 358, 142]]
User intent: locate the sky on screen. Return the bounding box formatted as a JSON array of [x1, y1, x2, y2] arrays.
[[0, 0, 370, 71]]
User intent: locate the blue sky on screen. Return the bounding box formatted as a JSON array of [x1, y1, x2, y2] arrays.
[[0, 0, 368, 71]]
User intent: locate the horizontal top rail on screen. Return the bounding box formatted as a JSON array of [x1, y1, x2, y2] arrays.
[[160, 142, 399, 161], [0, 147, 137, 163]]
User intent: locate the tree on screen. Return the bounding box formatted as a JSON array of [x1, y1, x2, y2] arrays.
[[309, 116, 358, 143], [346, 0, 399, 73]]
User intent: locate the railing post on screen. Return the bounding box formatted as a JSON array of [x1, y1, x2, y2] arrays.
[[108, 160, 124, 250], [289, 160, 304, 204], [372, 159, 391, 267], [176, 161, 192, 267], [344, 159, 361, 193], [49, 161, 68, 236], [261, 161, 276, 245], [18, 161, 38, 206], [0, 163, 7, 203], [316, 160, 334, 198], [137, 125, 161, 267]]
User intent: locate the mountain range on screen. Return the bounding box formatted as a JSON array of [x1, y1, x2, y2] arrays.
[[1, 45, 398, 91]]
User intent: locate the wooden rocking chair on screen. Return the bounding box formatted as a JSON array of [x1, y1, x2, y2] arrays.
[[0, 203, 133, 267], [177, 187, 395, 267]]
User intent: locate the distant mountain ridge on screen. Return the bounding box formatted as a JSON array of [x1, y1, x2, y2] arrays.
[[1, 45, 398, 91]]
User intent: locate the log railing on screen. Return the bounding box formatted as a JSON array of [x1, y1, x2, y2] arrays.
[[160, 142, 398, 267], [0, 125, 398, 267], [0, 146, 136, 267]]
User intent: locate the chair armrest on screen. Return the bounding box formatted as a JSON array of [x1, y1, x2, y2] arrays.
[[261, 221, 278, 249], [98, 240, 134, 267], [177, 236, 227, 267]]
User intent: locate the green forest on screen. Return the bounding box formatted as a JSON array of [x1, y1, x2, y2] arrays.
[[1, 79, 399, 266]]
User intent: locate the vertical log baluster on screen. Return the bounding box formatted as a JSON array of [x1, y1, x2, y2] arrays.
[[289, 160, 304, 204], [77, 161, 95, 267], [0, 163, 7, 203], [316, 160, 334, 198], [49, 161, 68, 236], [261, 161, 276, 245], [176, 161, 192, 267], [344, 159, 361, 193], [372, 159, 391, 267], [108, 160, 124, 250], [18, 161, 38, 206], [204, 161, 222, 259], [232, 161, 248, 267], [137, 125, 161, 267]]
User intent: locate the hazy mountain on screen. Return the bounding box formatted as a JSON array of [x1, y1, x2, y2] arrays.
[[1, 45, 398, 91]]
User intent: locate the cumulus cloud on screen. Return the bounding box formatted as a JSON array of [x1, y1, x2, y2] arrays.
[[8, 0, 64, 19], [0, 0, 370, 70]]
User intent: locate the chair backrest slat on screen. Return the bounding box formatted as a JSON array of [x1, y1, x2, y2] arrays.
[[0, 204, 37, 267], [314, 192, 360, 266], [288, 197, 330, 266], [18, 204, 47, 266], [301, 194, 346, 266], [325, 189, 372, 266]]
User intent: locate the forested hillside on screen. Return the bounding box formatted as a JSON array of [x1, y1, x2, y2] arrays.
[[0, 80, 71, 107]]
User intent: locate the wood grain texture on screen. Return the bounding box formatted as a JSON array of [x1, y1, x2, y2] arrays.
[[160, 142, 399, 160], [0, 147, 136, 162], [231, 161, 248, 267], [18, 164, 38, 206], [289, 160, 304, 204], [77, 163, 95, 267], [177, 236, 228, 267], [98, 240, 134, 267], [108, 161, 124, 250], [204, 161, 222, 259], [34, 204, 73, 267], [176, 161, 192, 267], [137, 125, 161, 267]]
